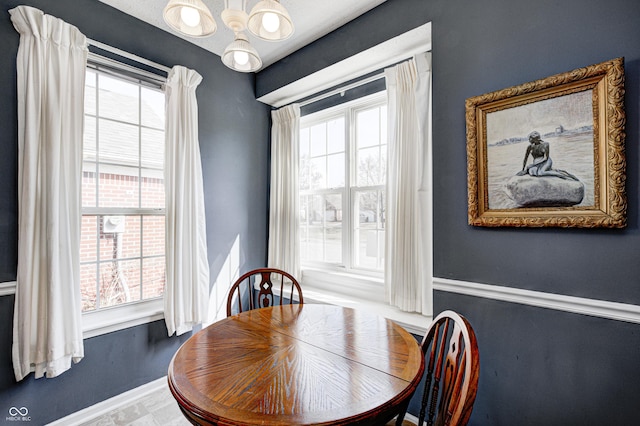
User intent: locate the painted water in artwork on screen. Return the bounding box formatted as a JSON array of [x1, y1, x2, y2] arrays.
[[486, 90, 595, 210]]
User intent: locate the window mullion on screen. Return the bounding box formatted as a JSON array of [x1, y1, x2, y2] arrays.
[[345, 108, 355, 270], [138, 82, 143, 302]]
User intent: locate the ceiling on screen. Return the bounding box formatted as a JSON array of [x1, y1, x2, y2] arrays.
[[98, 0, 387, 69]]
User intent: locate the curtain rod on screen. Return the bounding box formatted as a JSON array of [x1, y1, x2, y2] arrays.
[[297, 72, 385, 107], [86, 38, 172, 74]]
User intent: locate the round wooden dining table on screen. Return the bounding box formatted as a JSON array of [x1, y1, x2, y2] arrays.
[[168, 304, 425, 425]]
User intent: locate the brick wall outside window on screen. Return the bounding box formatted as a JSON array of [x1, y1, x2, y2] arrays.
[[80, 172, 165, 311]]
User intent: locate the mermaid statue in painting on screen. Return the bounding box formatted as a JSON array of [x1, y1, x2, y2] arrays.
[[516, 131, 579, 180]]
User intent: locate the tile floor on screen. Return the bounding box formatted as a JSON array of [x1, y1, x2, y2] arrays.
[[77, 385, 190, 426]]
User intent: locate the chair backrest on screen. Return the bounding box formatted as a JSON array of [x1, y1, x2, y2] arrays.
[[416, 310, 479, 426], [226, 268, 303, 317]]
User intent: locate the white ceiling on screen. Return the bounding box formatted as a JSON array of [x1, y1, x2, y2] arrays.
[[98, 0, 386, 69]]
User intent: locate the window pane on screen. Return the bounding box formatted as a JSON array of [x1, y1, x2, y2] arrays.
[[310, 157, 326, 189], [327, 153, 345, 188], [354, 190, 385, 270], [300, 127, 311, 191], [84, 116, 97, 161], [98, 168, 140, 208], [142, 256, 165, 299], [101, 215, 141, 259], [303, 226, 324, 263], [300, 153, 311, 191], [300, 127, 310, 157], [357, 191, 378, 224], [85, 70, 96, 116], [81, 216, 98, 262], [141, 128, 164, 171], [97, 119, 140, 207], [380, 145, 387, 183], [356, 229, 384, 269], [310, 123, 326, 157], [141, 128, 165, 208], [380, 105, 387, 145], [356, 107, 380, 148], [98, 119, 140, 167], [141, 177, 165, 209], [357, 146, 383, 186], [299, 195, 310, 225], [142, 216, 165, 257], [141, 87, 165, 129], [82, 169, 97, 208], [98, 74, 139, 124], [80, 263, 98, 312], [327, 117, 344, 154], [354, 190, 384, 270], [99, 259, 141, 308], [324, 194, 342, 263], [310, 195, 324, 225]]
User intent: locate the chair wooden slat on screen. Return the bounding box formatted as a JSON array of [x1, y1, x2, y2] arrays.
[[226, 268, 303, 317], [396, 310, 479, 426]]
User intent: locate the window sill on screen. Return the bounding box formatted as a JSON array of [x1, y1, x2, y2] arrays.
[[300, 269, 429, 336], [1, 281, 164, 339], [82, 298, 164, 339]]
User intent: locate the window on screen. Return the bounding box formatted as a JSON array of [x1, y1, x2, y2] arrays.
[[299, 93, 386, 275], [80, 63, 166, 313]]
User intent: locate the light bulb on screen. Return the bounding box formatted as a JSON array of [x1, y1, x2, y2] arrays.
[[262, 12, 280, 33], [180, 6, 201, 27], [234, 50, 250, 66]]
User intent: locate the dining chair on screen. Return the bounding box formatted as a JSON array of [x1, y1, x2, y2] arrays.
[[393, 310, 480, 426], [226, 268, 304, 317]]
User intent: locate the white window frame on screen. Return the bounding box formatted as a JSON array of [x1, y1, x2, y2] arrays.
[[81, 55, 167, 338], [300, 92, 387, 303]]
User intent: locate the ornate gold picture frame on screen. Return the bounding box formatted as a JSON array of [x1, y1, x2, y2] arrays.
[[465, 57, 626, 228]]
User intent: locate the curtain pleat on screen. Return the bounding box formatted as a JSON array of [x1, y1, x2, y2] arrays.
[[267, 104, 301, 278], [384, 53, 433, 314], [164, 66, 210, 336], [10, 5, 87, 380]]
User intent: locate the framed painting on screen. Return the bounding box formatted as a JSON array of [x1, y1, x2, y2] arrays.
[[465, 57, 626, 228]]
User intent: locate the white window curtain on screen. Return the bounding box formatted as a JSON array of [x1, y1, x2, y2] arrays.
[[267, 104, 301, 278], [10, 5, 87, 381], [164, 66, 210, 336], [384, 52, 433, 315]]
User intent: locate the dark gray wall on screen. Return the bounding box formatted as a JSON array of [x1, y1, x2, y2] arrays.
[[257, 0, 640, 424], [0, 0, 271, 423], [429, 0, 640, 424]]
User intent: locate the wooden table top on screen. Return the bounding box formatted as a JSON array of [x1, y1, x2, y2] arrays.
[[168, 304, 425, 425]]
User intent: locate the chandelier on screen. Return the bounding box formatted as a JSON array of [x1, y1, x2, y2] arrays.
[[163, 0, 294, 72]]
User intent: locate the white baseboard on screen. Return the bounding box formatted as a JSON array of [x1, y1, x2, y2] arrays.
[[404, 413, 419, 424], [434, 277, 640, 324], [47, 377, 168, 426]]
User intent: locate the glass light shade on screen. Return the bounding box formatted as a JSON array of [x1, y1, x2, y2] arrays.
[[222, 32, 262, 72], [163, 0, 217, 37], [247, 0, 294, 41]]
